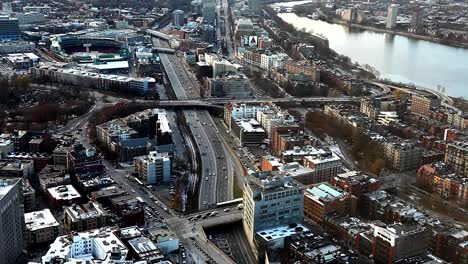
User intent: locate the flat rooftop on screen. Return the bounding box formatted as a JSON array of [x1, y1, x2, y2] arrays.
[[257, 223, 309, 242], [306, 183, 344, 203], [48, 185, 81, 200], [128, 236, 158, 254], [25, 209, 59, 231], [65, 202, 108, 221], [0, 179, 18, 199]]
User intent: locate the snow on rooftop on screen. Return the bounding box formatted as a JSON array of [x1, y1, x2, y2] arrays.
[[42, 227, 128, 264], [25, 209, 59, 232], [47, 185, 81, 200], [256, 224, 309, 241]]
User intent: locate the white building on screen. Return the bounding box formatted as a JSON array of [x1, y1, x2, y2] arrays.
[[0, 41, 35, 54], [230, 104, 270, 120], [47, 185, 81, 205], [212, 59, 236, 77], [256, 224, 309, 250], [41, 227, 128, 264], [24, 209, 59, 245], [377, 111, 399, 126], [83, 20, 109, 31], [13, 12, 46, 25], [386, 4, 399, 29], [0, 138, 14, 158], [30, 63, 156, 94], [256, 109, 295, 138], [224, 103, 270, 130], [134, 151, 171, 185], [260, 53, 288, 70], [23, 5, 52, 15]]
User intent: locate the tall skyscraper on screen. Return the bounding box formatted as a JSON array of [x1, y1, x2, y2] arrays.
[[172, 9, 185, 29], [202, 0, 216, 25], [0, 178, 25, 264], [386, 4, 399, 29], [0, 16, 20, 41]]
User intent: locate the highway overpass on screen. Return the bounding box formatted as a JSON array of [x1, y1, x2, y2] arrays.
[[147, 29, 172, 41], [154, 96, 360, 107], [153, 47, 175, 54]]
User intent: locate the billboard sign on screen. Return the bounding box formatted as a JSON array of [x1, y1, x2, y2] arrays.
[[248, 36, 258, 47]]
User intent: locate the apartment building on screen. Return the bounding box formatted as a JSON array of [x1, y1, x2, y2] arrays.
[[96, 120, 139, 150], [64, 201, 111, 232], [303, 183, 357, 226], [223, 102, 270, 129], [444, 141, 468, 177], [30, 63, 156, 94], [330, 171, 381, 197], [373, 224, 429, 264], [24, 209, 59, 246], [383, 140, 423, 172], [284, 60, 320, 82], [42, 227, 128, 263], [134, 151, 171, 184], [410, 94, 441, 117]]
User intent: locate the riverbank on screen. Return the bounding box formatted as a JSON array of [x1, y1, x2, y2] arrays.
[[321, 17, 468, 49]]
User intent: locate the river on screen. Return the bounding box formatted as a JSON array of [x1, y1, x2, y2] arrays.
[[271, 5, 468, 99]]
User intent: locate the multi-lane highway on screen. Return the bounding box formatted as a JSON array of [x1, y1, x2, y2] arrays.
[[70, 115, 237, 264], [153, 37, 233, 210], [217, 0, 234, 57]]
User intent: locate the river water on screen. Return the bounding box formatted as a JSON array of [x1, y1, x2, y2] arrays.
[[273, 9, 468, 99]]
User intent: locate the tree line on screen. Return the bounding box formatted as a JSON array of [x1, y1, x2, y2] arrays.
[[305, 111, 386, 175]]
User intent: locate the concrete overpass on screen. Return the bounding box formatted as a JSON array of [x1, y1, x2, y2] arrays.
[[372, 80, 457, 111], [154, 96, 359, 107], [153, 47, 175, 54], [197, 212, 243, 228], [147, 29, 172, 41]]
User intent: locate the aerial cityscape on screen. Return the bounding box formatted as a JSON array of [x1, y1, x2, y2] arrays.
[[0, 0, 467, 263]]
